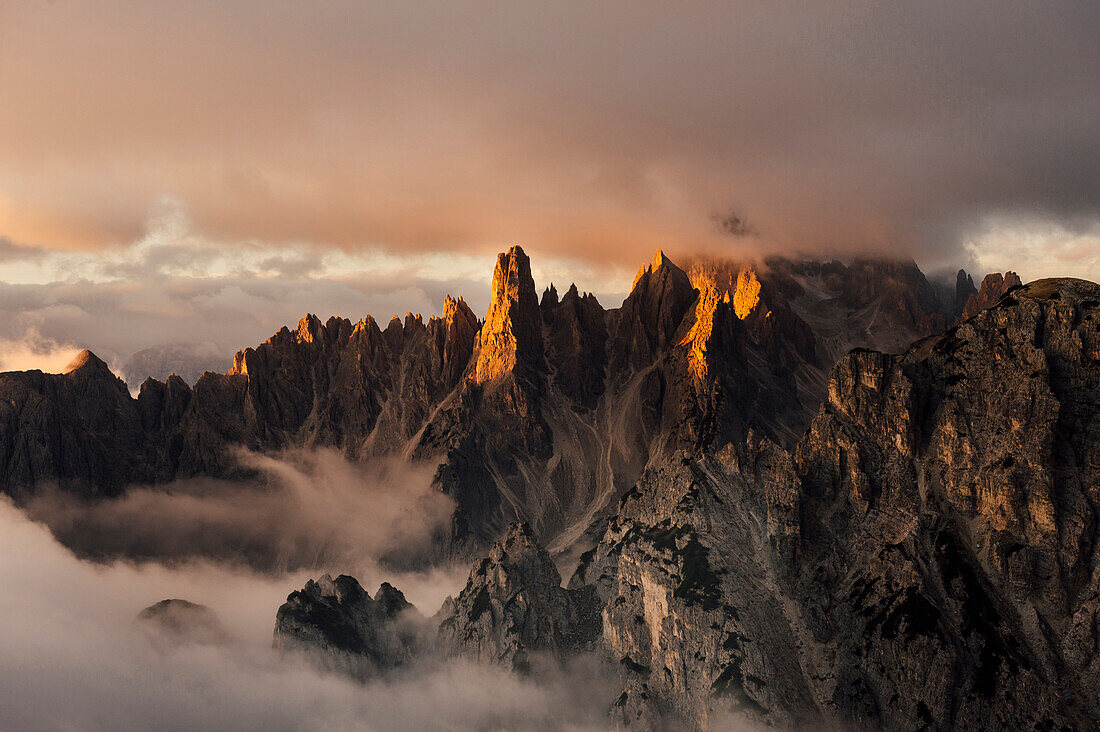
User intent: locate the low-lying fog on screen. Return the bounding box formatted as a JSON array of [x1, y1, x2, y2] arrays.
[[0, 448, 625, 730]]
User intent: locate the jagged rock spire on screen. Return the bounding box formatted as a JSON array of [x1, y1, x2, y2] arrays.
[[474, 245, 544, 384], [615, 249, 697, 368], [961, 271, 1023, 319]]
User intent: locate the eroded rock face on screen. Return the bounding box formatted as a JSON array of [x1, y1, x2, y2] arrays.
[[437, 522, 601, 671], [274, 574, 423, 678], [960, 270, 1023, 319], [474, 246, 544, 386], [574, 277, 1100, 729]]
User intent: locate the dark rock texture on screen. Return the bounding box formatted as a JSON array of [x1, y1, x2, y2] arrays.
[[0, 248, 1042, 561], [255, 276, 1099, 728], [572, 277, 1100, 729], [9, 250, 1098, 732], [274, 574, 423, 678], [436, 522, 601, 670]]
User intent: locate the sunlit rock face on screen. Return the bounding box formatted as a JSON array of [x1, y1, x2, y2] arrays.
[[474, 246, 544, 386], [731, 268, 762, 320], [6, 261, 1098, 728], [961, 270, 1023, 319], [572, 277, 1100, 729]]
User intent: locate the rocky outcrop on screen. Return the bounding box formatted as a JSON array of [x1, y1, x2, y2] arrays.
[[0, 350, 156, 495], [473, 246, 544, 386], [954, 268, 978, 315], [542, 284, 608, 410], [437, 522, 600, 670], [274, 574, 423, 678], [960, 270, 1023, 319], [266, 524, 599, 684], [612, 250, 697, 372], [573, 277, 1100, 729]]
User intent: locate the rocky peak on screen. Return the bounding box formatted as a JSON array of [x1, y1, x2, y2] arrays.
[[437, 521, 600, 669], [295, 314, 323, 344], [274, 573, 423, 678], [543, 282, 608, 409], [540, 284, 559, 311], [374, 582, 413, 617], [433, 295, 478, 387], [137, 599, 229, 646], [64, 349, 112, 377], [955, 268, 978, 313], [473, 245, 544, 385], [615, 250, 697, 368], [961, 270, 1023, 319], [63, 349, 131, 399]]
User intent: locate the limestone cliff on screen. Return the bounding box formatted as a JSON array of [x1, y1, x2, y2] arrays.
[[572, 277, 1100, 729]]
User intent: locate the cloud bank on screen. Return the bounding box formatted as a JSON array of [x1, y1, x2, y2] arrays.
[[1, 0, 1097, 277], [0, 497, 632, 731], [23, 448, 459, 581]]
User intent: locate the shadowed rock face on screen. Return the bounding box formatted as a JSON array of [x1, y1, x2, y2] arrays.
[[436, 522, 601, 671], [573, 277, 1100, 729], [274, 574, 422, 678]]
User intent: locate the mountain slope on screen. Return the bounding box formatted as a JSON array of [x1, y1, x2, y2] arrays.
[[572, 277, 1100, 728]]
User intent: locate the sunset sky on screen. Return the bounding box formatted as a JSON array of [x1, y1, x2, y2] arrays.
[[0, 0, 1097, 369]]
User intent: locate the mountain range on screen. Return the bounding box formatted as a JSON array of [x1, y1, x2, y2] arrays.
[[0, 248, 1017, 552], [6, 247, 1096, 729]]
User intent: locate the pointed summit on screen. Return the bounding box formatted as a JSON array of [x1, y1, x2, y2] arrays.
[[437, 294, 478, 387], [540, 284, 559, 310], [295, 314, 323, 344], [961, 271, 1023, 319], [437, 522, 599, 668], [632, 248, 690, 291], [64, 349, 112, 376], [474, 246, 544, 384], [616, 250, 696, 367]]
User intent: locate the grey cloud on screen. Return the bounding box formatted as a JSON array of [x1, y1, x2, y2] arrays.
[[23, 448, 457, 577], [0, 236, 47, 263], [0, 271, 477, 379]]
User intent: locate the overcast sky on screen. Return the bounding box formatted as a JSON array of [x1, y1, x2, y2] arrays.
[[0, 0, 1097, 366]]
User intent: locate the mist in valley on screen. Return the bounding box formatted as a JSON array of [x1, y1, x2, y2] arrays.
[[0, 452, 635, 731]]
